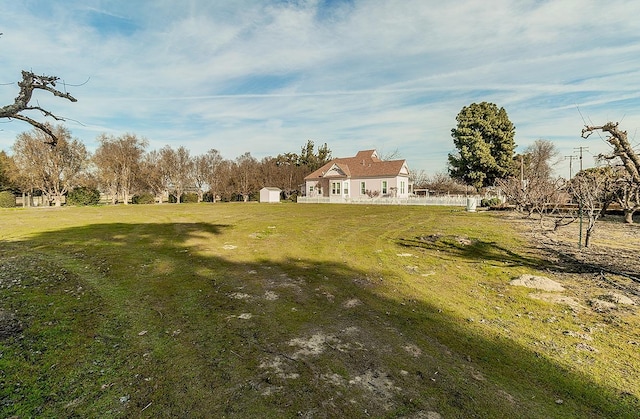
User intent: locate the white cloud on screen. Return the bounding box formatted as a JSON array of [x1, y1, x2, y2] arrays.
[[2, 0, 640, 175]]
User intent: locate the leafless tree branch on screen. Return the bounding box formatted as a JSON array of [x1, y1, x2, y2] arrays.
[[582, 122, 640, 184], [0, 70, 77, 145]]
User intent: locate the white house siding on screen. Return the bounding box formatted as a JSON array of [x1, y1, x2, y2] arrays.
[[306, 177, 410, 199], [303, 150, 410, 199], [343, 176, 409, 199]]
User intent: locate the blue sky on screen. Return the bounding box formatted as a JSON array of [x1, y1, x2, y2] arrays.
[[2, 0, 640, 177]]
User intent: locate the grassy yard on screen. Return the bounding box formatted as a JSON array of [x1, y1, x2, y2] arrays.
[[0, 203, 638, 418]]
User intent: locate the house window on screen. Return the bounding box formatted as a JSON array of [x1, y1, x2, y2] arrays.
[[331, 182, 341, 195], [382, 181, 387, 194], [360, 181, 366, 195], [309, 185, 314, 194], [343, 182, 349, 195], [400, 181, 405, 194]]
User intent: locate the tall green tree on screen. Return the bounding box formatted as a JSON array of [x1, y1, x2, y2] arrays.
[[299, 140, 332, 172], [448, 102, 516, 190]]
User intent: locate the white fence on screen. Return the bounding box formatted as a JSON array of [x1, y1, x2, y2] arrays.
[[297, 195, 478, 207]]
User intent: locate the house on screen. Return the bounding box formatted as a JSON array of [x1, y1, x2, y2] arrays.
[[304, 150, 411, 200], [259, 187, 281, 203]]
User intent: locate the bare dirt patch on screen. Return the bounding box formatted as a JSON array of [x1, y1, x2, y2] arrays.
[[0, 309, 22, 339], [501, 212, 640, 309], [343, 298, 362, 308], [510, 274, 565, 292]]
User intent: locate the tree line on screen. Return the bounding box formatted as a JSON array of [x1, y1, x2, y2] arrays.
[[0, 124, 332, 206]]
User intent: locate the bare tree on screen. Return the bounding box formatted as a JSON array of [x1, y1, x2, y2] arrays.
[[93, 133, 147, 204], [273, 152, 305, 199], [0, 150, 17, 191], [569, 168, 611, 247], [498, 175, 571, 228], [2, 150, 40, 206], [158, 146, 194, 203], [234, 152, 259, 202], [12, 124, 88, 206], [408, 169, 429, 189], [424, 172, 469, 195], [193, 154, 209, 203], [139, 150, 167, 203], [498, 140, 574, 229], [216, 159, 236, 202], [1, 71, 77, 145], [377, 147, 402, 161], [582, 122, 640, 223], [202, 149, 226, 203], [607, 166, 640, 224]]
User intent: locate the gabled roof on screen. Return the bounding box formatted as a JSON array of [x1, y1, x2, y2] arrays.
[[304, 149, 409, 180]]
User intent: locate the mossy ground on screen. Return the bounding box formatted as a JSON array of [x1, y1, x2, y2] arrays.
[[0, 203, 638, 418]]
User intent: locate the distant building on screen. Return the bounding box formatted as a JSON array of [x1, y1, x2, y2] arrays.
[[259, 187, 281, 203], [304, 150, 410, 199]]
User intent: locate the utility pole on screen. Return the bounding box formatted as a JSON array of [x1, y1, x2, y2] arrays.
[[573, 147, 588, 249], [564, 155, 578, 179], [573, 146, 589, 173]]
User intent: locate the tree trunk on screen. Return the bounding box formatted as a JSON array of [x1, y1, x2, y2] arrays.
[[584, 215, 598, 247], [599, 201, 610, 218], [624, 209, 635, 224]]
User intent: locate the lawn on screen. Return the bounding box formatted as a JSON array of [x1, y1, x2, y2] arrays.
[[0, 203, 638, 418]]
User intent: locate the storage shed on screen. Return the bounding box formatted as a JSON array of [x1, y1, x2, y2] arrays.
[[259, 187, 281, 203]]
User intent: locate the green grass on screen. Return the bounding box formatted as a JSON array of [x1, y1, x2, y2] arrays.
[[0, 203, 638, 418]]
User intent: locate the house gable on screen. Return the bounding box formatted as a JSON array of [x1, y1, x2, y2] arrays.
[[304, 149, 408, 181], [323, 163, 349, 178]]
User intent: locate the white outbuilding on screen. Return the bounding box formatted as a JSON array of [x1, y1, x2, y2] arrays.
[[259, 187, 281, 203]]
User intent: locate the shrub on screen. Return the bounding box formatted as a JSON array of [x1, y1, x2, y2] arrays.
[[0, 191, 16, 208], [67, 187, 101, 206], [132, 193, 156, 204], [182, 192, 199, 203], [481, 197, 502, 207], [168, 193, 199, 203]]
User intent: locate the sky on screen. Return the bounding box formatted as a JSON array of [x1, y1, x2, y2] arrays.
[[2, 0, 640, 178]]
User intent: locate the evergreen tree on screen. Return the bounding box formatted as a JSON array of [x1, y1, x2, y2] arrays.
[[448, 102, 516, 190]]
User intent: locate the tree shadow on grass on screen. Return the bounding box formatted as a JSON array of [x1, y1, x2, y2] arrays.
[[0, 222, 638, 418], [397, 233, 546, 269]]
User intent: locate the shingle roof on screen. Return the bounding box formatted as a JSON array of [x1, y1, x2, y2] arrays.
[[304, 150, 408, 180]]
